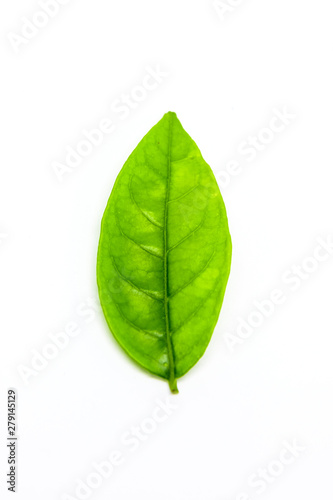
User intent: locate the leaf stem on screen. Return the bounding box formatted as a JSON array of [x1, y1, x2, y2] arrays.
[[169, 376, 179, 394]]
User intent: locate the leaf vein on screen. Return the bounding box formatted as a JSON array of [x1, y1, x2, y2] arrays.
[[111, 255, 163, 302], [163, 113, 177, 392], [116, 219, 163, 260], [171, 155, 200, 165], [168, 184, 200, 204], [129, 174, 163, 229], [167, 218, 205, 254], [171, 286, 217, 335], [112, 299, 163, 340], [169, 250, 216, 298]]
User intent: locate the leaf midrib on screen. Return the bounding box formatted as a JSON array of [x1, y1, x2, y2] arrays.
[[163, 113, 178, 394]]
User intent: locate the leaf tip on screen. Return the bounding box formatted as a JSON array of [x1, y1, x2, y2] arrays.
[[164, 111, 177, 120]]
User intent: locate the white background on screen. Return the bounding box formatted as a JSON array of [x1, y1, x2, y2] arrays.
[[1, 1, 333, 499]]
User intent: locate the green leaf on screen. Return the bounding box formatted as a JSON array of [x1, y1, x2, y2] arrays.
[[97, 112, 232, 393]]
